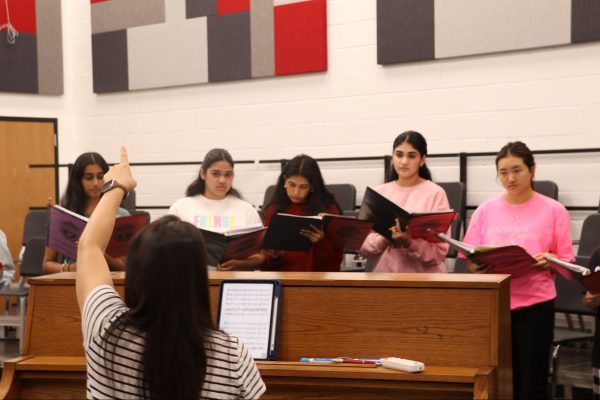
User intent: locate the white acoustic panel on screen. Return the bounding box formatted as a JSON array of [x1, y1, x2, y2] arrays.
[[127, 18, 209, 90], [435, 0, 571, 58]]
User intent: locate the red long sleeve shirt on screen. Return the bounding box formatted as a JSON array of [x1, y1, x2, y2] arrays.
[[262, 202, 344, 272]]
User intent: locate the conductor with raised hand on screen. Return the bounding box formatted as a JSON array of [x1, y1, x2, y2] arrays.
[[76, 147, 265, 399]]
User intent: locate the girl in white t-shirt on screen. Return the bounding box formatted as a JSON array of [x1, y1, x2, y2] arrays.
[[169, 148, 263, 270]]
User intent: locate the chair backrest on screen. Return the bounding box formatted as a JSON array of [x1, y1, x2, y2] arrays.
[[577, 214, 600, 257], [20, 238, 46, 277], [262, 185, 276, 210], [554, 274, 594, 316], [535, 180, 559, 200], [22, 210, 49, 245], [326, 184, 357, 213], [436, 182, 466, 257], [120, 190, 136, 213]]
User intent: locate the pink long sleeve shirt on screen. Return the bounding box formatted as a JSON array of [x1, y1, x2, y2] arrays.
[[462, 192, 574, 310], [359, 180, 450, 273]]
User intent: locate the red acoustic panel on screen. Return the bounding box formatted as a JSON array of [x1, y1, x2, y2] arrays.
[[0, 0, 36, 34], [217, 0, 250, 15], [274, 0, 327, 76]]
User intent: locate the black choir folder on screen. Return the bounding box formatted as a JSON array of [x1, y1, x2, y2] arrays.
[[261, 213, 373, 252], [358, 187, 456, 243], [199, 224, 267, 266], [217, 280, 281, 360], [48, 205, 149, 259]]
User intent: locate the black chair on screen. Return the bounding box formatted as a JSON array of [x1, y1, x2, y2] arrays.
[[120, 190, 136, 213], [535, 180, 559, 200], [326, 184, 357, 214], [436, 182, 466, 257], [22, 210, 48, 246], [574, 214, 600, 267], [0, 237, 46, 353], [550, 274, 595, 397]]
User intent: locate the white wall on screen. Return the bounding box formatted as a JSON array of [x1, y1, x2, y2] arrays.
[[2, 0, 600, 239]]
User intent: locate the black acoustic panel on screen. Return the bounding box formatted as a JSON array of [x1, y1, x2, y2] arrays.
[[187, 0, 216, 18], [207, 12, 251, 82], [0, 33, 38, 93], [92, 30, 129, 93], [572, 0, 600, 43], [377, 0, 434, 65]]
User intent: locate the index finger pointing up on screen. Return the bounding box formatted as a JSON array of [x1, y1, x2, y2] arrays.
[[120, 146, 129, 165]]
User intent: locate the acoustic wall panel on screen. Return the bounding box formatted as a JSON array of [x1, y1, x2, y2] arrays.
[[217, 0, 250, 15], [128, 19, 209, 90], [0, 0, 63, 94], [0, 0, 36, 33], [250, 0, 275, 78], [572, 0, 600, 43], [435, 0, 570, 59], [0, 34, 38, 93], [378, 0, 600, 65], [207, 12, 251, 82], [91, 0, 327, 92], [187, 0, 217, 18], [36, 0, 63, 95], [92, 30, 129, 93], [274, 0, 327, 75], [166, 0, 187, 22], [377, 0, 434, 64], [91, 0, 165, 34]]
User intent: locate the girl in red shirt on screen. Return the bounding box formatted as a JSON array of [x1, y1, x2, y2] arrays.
[[262, 155, 343, 272]]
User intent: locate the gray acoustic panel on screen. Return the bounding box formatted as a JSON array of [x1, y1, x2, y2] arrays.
[[572, 0, 600, 43], [35, 0, 63, 95], [207, 12, 252, 82], [0, 33, 38, 93], [251, 0, 275, 78], [434, 0, 570, 59], [186, 0, 217, 18], [166, 0, 187, 21], [92, 30, 129, 93], [92, 0, 165, 34], [377, 0, 434, 64], [128, 18, 209, 90]]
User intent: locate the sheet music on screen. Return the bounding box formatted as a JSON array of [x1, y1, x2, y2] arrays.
[[219, 283, 276, 359]]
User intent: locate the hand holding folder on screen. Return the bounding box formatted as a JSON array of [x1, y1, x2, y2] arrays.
[[358, 187, 456, 243]]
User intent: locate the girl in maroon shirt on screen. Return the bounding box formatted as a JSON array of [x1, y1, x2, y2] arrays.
[[262, 155, 343, 272]]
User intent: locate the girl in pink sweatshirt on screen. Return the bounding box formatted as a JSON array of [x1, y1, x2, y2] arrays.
[[463, 141, 573, 400], [360, 131, 450, 273]]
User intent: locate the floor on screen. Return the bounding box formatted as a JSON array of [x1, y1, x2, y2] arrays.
[[555, 344, 594, 399]]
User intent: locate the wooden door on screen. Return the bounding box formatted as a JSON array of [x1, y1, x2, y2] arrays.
[[0, 118, 57, 259]]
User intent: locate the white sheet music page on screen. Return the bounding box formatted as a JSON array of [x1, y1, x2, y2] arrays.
[[219, 282, 275, 359]]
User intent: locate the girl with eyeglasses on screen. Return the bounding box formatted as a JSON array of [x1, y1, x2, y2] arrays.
[[169, 148, 263, 270], [462, 141, 574, 399]]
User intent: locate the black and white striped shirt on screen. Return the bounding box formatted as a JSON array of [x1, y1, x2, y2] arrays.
[[82, 285, 266, 399]]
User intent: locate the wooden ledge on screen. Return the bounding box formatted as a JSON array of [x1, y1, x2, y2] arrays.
[[257, 361, 492, 383]]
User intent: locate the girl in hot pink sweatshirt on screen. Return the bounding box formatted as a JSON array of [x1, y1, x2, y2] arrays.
[[463, 141, 573, 400], [360, 131, 450, 273]]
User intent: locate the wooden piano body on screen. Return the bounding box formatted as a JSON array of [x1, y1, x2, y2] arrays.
[[0, 271, 512, 399]]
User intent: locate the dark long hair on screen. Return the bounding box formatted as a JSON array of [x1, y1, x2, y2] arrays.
[[495, 141, 536, 187], [61, 152, 109, 215], [185, 148, 241, 198], [110, 215, 214, 398], [265, 154, 340, 215], [387, 131, 432, 182]]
